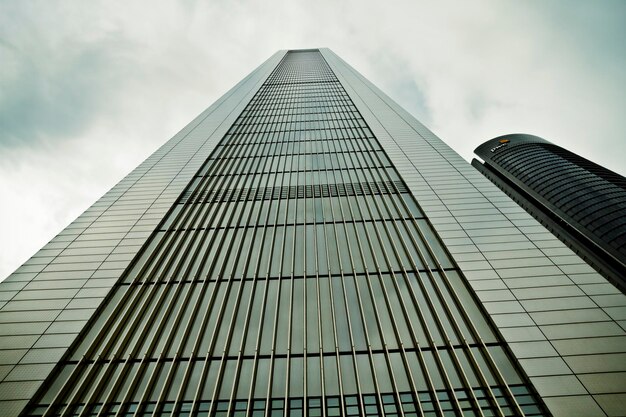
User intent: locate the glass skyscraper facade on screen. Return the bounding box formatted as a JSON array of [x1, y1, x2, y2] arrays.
[[472, 134, 626, 291], [1, 49, 624, 417]]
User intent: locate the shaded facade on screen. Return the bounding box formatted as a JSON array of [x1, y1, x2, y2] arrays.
[[472, 134, 626, 291], [0, 50, 624, 417]]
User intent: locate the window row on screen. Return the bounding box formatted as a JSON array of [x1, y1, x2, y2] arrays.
[[256, 83, 344, 94], [187, 171, 401, 196], [101, 270, 495, 360], [249, 90, 349, 103], [54, 347, 524, 411], [30, 386, 545, 417], [233, 111, 362, 127], [248, 96, 351, 109], [127, 218, 453, 282], [167, 194, 422, 230], [222, 128, 374, 145], [227, 118, 368, 136], [213, 139, 381, 160], [240, 104, 358, 118], [243, 99, 355, 113], [180, 180, 406, 206], [202, 152, 391, 176], [261, 79, 339, 90]]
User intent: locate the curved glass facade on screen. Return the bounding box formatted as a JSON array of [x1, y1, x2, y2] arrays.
[[473, 134, 626, 290]]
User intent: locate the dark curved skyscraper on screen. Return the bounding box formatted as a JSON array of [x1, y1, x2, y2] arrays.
[[472, 134, 626, 290]]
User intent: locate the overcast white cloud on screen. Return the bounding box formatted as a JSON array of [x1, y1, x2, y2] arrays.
[[1, 0, 624, 280]]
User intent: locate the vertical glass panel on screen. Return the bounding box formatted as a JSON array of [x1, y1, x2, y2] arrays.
[[306, 278, 320, 354], [319, 277, 335, 352], [372, 353, 392, 392], [275, 280, 291, 355], [422, 273, 459, 345], [331, 277, 351, 351], [344, 277, 366, 350], [356, 354, 375, 394], [305, 225, 316, 276], [289, 357, 304, 397], [213, 281, 240, 356], [488, 346, 522, 384], [272, 358, 287, 397], [423, 351, 444, 390], [259, 229, 273, 277], [286, 197, 297, 225], [340, 355, 358, 395], [440, 350, 463, 389], [166, 284, 200, 356], [307, 356, 321, 396], [415, 219, 453, 269], [147, 286, 178, 355], [270, 227, 284, 277], [260, 280, 278, 353], [316, 225, 328, 276], [432, 272, 474, 343], [149, 362, 169, 401], [324, 355, 340, 396], [344, 223, 363, 272], [335, 225, 352, 271], [244, 280, 265, 355], [185, 361, 203, 401], [246, 232, 262, 278], [446, 271, 496, 343], [355, 223, 376, 272], [405, 351, 428, 391], [344, 197, 358, 220], [291, 279, 305, 352], [255, 358, 270, 397], [219, 360, 236, 399], [290, 225, 300, 276], [228, 281, 252, 356], [457, 349, 479, 386], [235, 230, 253, 278], [369, 277, 398, 349], [326, 225, 340, 275]]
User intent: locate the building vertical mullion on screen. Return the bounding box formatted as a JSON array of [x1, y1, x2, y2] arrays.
[[387, 183, 527, 415], [373, 168, 511, 416], [142, 158, 257, 415], [327, 96, 452, 417], [321, 118, 349, 415], [57, 211, 193, 416], [352, 136, 480, 417], [204, 88, 285, 417]]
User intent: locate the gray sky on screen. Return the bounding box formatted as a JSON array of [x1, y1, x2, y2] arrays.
[[1, 0, 625, 281]]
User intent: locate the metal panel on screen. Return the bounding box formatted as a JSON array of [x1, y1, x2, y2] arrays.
[[321, 48, 626, 417]]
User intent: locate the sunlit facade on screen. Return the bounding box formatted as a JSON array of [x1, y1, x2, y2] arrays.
[[0, 49, 624, 417]]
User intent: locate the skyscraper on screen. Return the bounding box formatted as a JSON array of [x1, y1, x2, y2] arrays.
[[1, 49, 624, 417], [472, 134, 626, 291]]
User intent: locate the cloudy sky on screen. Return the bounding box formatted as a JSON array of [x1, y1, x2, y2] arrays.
[[1, 0, 625, 281]]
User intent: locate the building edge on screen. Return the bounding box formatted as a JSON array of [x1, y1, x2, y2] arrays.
[[472, 134, 626, 292], [471, 157, 626, 293], [0, 51, 287, 417], [320, 49, 626, 417]]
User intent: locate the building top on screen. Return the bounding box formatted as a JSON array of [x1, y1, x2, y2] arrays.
[[474, 133, 550, 158], [473, 133, 626, 289]]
